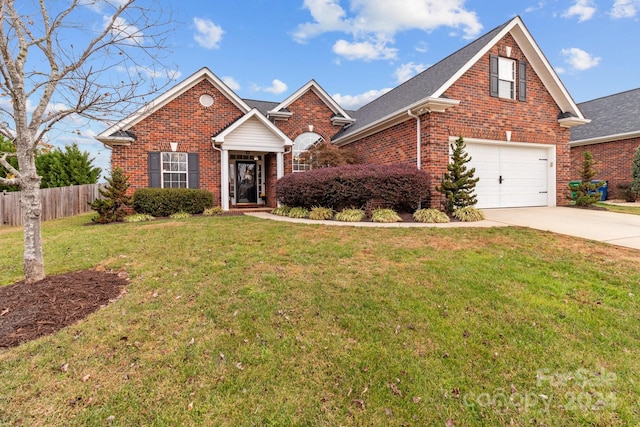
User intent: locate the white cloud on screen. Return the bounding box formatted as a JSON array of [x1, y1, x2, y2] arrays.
[[611, 0, 640, 18], [193, 17, 224, 49], [105, 15, 144, 45], [332, 87, 392, 109], [525, 2, 546, 13], [293, 0, 482, 61], [393, 62, 429, 84], [222, 76, 241, 91], [333, 39, 397, 61], [254, 79, 288, 95], [562, 0, 597, 22], [561, 47, 601, 70]]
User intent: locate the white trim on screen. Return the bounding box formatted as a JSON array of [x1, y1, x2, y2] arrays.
[[95, 136, 133, 147], [334, 97, 459, 146], [570, 130, 640, 147], [267, 80, 355, 124], [432, 17, 584, 120], [458, 136, 557, 207], [221, 149, 230, 211], [558, 117, 591, 128], [213, 108, 293, 151], [97, 68, 251, 142]]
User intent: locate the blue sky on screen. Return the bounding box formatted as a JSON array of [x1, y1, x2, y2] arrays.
[[43, 0, 640, 174]]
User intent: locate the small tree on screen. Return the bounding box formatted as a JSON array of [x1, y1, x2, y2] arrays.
[[297, 141, 359, 168], [436, 136, 479, 215], [631, 145, 640, 196], [89, 167, 132, 223], [571, 151, 605, 207]]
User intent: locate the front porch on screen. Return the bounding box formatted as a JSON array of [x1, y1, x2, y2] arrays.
[[212, 108, 293, 211]]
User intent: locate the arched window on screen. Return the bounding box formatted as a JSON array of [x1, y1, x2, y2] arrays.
[[292, 132, 324, 172]]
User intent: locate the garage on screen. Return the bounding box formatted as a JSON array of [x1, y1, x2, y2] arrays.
[[464, 141, 554, 209]]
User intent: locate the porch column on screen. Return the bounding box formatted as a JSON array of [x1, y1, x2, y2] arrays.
[[221, 148, 230, 211], [276, 151, 284, 179]]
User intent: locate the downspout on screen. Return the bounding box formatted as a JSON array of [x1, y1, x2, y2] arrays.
[[407, 109, 421, 170]]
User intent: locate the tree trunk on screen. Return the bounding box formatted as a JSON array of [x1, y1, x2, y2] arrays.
[[20, 169, 44, 284]]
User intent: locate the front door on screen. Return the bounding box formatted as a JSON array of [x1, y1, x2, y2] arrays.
[[236, 161, 257, 204]]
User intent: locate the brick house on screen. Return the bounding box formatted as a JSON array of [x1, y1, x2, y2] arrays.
[[97, 16, 588, 211], [570, 88, 640, 198]]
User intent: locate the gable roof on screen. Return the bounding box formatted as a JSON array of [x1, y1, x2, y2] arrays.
[[334, 16, 587, 144], [570, 88, 640, 145], [213, 108, 293, 149], [267, 80, 355, 125], [96, 68, 251, 146]]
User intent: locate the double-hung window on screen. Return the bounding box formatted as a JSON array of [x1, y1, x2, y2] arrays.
[[498, 57, 516, 99], [490, 55, 527, 101], [162, 152, 188, 188]]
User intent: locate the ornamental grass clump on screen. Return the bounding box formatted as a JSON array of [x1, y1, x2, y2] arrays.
[[371, 208, 402, 223], [170, 211, 192, 220], [413, 208, 450, 223], [335, 208, 365, 222], [271, 206, 291, 216], [123, 213, 155, 223], [309, 206, 334, 220], [203, 206, 223, 216], [287, 207, 310, 219], [453, 206, 485, 222]]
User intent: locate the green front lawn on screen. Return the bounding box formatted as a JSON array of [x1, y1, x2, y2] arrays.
[[1, 214, 639, 426]]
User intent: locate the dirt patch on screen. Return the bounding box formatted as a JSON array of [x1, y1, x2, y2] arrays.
[[0, 269, 128, 348]]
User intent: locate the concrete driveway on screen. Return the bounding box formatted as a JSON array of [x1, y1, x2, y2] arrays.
[[483, 207, 640, 250]]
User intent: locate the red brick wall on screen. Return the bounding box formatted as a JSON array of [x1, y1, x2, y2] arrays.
[[571, 138, 640, 198], [341, 33, 572, 208], [111, 79, 245, 205]]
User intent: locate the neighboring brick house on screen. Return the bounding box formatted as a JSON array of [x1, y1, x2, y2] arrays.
[[97, 16, 588, 211], [570, 88, 640, 199]]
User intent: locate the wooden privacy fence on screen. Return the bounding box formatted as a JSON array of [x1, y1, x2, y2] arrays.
[[0, 183, 104, 227]]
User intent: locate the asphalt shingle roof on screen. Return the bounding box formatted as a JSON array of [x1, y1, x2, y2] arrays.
[[334, 19, 512, 139], [244, 99, 279, 116], [571, 88, 640, 141]]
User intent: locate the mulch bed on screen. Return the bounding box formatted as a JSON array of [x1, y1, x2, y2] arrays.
[[0, 270, 129, 348]]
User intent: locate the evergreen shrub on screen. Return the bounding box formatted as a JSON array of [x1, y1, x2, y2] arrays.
[[133, 188, 213, 216]]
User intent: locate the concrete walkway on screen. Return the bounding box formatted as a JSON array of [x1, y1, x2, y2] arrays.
[[247, 207, 640, 250], [483, 207, 640, 250]]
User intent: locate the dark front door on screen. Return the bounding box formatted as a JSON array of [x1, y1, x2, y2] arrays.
[[236, 161, 257, 204]]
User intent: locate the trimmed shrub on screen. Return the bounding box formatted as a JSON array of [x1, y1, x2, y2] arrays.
[[335, 208, 365, 222], [617, 183, 637, 202], [203, 206, 223, 216], [123, 213, 154, 223], [288, 207, 310, 219], [170, 211, 192, 220], [133, 188, 213, 217], [271, 205, 291, 216], [371, 208, 402, 223], [309, 206, 334, 220], [276, 163, 429, 212], [413, 208, 450, 223], [453, 206, 485, 222]]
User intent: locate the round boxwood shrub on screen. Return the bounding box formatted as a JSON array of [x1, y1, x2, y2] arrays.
[[275, 163, 430, 212], [133, 188, 214, 217]]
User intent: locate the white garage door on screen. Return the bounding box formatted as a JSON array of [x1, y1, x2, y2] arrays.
[[465, 142, 551, 208]]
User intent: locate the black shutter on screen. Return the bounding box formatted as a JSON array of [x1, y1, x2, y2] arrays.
[[518, 61, 527, 101], [489, 55, 499, 98], [188, 153, 199, 189], [148, 152, 161, 188]]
